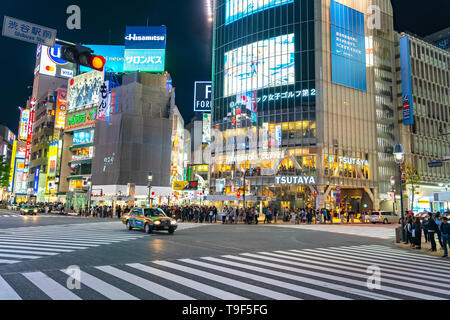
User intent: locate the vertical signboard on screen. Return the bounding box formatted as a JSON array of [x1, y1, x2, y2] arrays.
[[97, 81, 110, 119], [33, 167, 40, 192], [55, 89, 67, 129], [18, 108, 30, 140], [123, 26, 167, 72], [330, 0, 367, 91], [202, 113, 211, 144], [399, 35, 414, 125], [25, 98, 35, 166], [194, 81, 212, 112]]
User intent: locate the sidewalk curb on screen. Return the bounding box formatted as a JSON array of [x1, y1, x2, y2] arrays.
[[394, 241, 449, 259]]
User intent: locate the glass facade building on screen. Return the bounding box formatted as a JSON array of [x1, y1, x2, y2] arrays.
[[210, 0, 398, 212]]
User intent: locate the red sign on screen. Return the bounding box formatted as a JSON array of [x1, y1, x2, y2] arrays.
[[237, 191, 240, 198], [314, 191, 318, 198]]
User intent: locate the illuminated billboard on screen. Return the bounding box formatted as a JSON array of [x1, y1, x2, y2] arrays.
[[73, 129, 94, 145], [194, 81, 212, 112], [224, 34, 295, 97], [47, 141, 58, 177], [35, 44, 75, 78], [18, 109, 30, 141], [330, 0, 366, 91], [67, 70, 104, 111], [7, 130, 15, 144], [399, 36, 414, 125], [80, 45, 125, 73], [225, 0, 293, 25], [124, 26, 167, 73], [55, 89, 67, 129]]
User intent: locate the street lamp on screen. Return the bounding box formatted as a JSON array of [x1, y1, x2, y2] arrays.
[[148, 171, 153, 208], [393, 143, 406, 243], [390, 175, 396, 215]]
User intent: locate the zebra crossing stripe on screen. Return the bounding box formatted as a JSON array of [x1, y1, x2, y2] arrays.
[[95, 265, 194, 300], [248, 252, 447, 300], [290, 249, 450, 284], [154, 260, 300, 300], [0, 276, 21, 300], [0, 235, 136, 242], [0, 241, 86, 250], [0, 245, 73, 253], [60, 269, 138, 300], [293, 249, 450, 280], [22, 272, 81, 300], [181, 258, 350, 300], [0, 236, 119, 245], [0, 259, 20, 264], [349, 245, 450, 264], [316, 247, 450, 273], [288, 249, 450, 288], [205, 256, 395, 300], [0, 248, 58, 256], [0, 239, 95, 248], [128, 263, 248, 300], [0, 252, 41, 259]]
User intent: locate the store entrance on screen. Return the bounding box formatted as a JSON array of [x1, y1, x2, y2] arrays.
[[263, 185, 316, 211]]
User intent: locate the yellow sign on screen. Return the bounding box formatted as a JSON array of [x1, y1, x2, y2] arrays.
[[173, 181, 189, 191]]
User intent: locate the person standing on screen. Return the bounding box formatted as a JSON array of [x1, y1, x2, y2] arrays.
[[439, 217, 449, 257], [413, 216, 422, 249], [427, 213, 438, 252], [435, 213, 444, 250], [117, 205, 122, 219]]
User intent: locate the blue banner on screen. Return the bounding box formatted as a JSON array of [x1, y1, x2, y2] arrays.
[[399, 36, 414, 125], [330, 0, 366, 91], [33, 167, 40, 192]]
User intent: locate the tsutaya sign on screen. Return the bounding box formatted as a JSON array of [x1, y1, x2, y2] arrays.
[[275, 176, 316, 185], [328, 155, 369, 167]]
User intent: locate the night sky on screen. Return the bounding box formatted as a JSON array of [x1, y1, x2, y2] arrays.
[[0, 0, 448, 134]]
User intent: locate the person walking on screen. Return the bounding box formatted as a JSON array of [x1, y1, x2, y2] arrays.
[[117, 205, 122, 219], [405, 215, 414, 246], [435, 213, 444, 250], [439, 217, 449, 257]]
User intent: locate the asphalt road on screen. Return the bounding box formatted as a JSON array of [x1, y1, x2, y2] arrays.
[[0, 209, 449, 301]]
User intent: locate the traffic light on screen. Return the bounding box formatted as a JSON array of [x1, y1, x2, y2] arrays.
[[60, 44, 106, 71]]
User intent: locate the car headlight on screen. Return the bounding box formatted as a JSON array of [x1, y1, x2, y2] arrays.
[[154, 220, 161, 225], [170, 220, 177, 225], [34, 209, 38, 213], [24, 210, 29, 213]]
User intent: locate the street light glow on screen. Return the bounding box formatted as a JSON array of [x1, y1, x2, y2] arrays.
[[205, 0, 213, 23]]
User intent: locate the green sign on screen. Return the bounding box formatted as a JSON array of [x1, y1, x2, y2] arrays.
[[68, 109, 97, 126]]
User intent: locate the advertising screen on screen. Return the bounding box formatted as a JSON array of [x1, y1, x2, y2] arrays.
[[47, 142, 58, 177], [224, 34, 295, 97], [194, 81, 212, 112], [225, 0, 293, 25], [36, 44, 74, 78], [330, 0, 366, 91], [55, 89, 67, 129], [80, 45, 125, 73], [18, 109, 30, 141], [67, 70, 104, 111], [124, 26, 166, 72], [73, 129, 94, 145]]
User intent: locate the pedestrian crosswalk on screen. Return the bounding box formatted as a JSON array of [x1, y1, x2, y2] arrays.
[[0, 222, 206, 266], [0, 222, 146, 266], [270, 224, 396, 239], [0, 244, 448, 300]]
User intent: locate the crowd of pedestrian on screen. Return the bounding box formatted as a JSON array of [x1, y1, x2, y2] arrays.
[[404, 212, 449, 257]]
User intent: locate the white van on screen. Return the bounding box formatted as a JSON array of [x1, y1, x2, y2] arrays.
[[369, 211, 400, 224]]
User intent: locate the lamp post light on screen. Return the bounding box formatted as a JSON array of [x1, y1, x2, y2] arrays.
[[148, 171, 153, 208], [390, 175, 396, 216], [393, 143, 406, 243]]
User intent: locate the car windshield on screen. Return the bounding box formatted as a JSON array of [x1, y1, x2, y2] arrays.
[[371, 212, 380, 215], [143, 208, 167, 217]]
